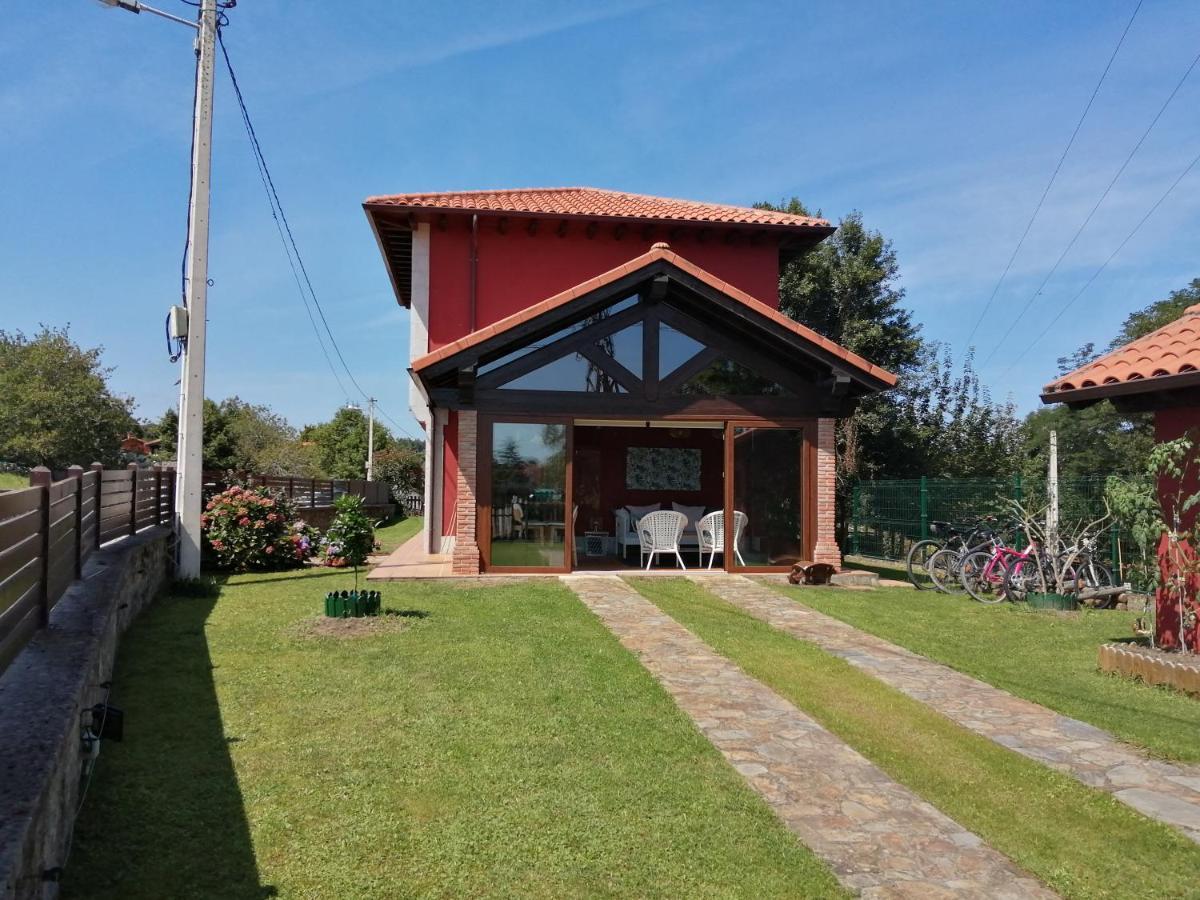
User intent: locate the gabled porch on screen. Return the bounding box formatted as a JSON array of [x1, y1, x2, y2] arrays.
[[410, 243, 895, 575]]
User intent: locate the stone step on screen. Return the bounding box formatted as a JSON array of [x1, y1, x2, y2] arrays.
[[829, 569, 879, 588]]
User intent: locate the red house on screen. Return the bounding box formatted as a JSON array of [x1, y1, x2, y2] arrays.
[[1042, 301, 1200, 650], [364, 188, 897, 575]]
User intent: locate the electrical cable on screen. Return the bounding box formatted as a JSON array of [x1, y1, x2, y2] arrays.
[[981, 45, 1200, 367], [216, 26, 417, 439], [964, 0, 1143, 347], [996, 142, 1200, 379]]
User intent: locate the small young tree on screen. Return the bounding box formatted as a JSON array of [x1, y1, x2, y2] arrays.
[[322, 494, 378, 588]]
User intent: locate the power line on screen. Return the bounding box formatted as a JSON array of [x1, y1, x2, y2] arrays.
[[983, 46, 1200, 367], [964, 0, 1143, 347], [981, 44, 1200, 367], [997, 143, 1200, 380], [216, 28, 417, 440]]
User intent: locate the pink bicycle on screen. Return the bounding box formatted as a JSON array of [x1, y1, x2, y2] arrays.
[[958, 531, 1037, 604]]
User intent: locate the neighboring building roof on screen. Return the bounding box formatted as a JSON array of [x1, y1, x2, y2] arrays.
[[364, 187, 831, 229], [412, 243, 897, 389], [1042, 303, 1200, 404]]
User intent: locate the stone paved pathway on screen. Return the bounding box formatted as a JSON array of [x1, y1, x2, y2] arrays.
[[691, 574, 1200, 845], [564, 575, 1056, 899]]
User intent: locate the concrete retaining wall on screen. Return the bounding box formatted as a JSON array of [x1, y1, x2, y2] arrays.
[[0, 527, 172, 900]]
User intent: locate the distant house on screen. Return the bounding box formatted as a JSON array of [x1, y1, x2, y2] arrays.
[[120, 433, 160, 458], [364, 188, 896, 575], [1042, 302, 1200, 650]]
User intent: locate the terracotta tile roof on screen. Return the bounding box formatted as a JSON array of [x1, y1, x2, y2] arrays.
[[1043, 303, 1200, 397], [412, 243, 897, 388], [364, 187, 830, 230]]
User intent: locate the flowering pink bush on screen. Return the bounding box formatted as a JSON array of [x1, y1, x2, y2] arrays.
[[202, 486, 318, 571]]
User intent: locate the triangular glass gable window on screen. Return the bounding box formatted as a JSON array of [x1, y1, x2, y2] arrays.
[[658, 322, 705, 379], [594, 322, 642, 379], [499, 353, 627, 393], [478, 294, 640, 376], [676, 357, 789, 396]]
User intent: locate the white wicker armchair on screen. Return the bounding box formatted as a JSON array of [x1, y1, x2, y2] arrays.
[[697, 510, 748, 568], [637, 510, 688, 571]]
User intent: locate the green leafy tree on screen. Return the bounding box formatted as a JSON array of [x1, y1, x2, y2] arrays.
[[374, 444, 424, 502], [0, 326, 137, 468], [150, 397, 319, 475], [322, 494, 378, 587], [301, 407, 393, 479]]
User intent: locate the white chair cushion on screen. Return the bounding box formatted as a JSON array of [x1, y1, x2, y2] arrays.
[[672, 502, 705, 533], [625, 502, 661, 522]]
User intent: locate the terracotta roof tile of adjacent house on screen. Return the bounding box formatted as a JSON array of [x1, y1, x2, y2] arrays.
[[364, 187, 831, 229], [411, 244, 898, 387], [1043, 303, 1200, 395]]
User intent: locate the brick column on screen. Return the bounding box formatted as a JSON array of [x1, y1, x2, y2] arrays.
[[813, 417, 842, 569], [451, 411, 481, 575]]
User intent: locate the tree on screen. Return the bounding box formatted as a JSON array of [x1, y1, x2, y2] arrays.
[[301, 407, 393, 479], [0, 326, 137, 468], [374, 444, 424, 501], [1109, 278, 1198, 349]]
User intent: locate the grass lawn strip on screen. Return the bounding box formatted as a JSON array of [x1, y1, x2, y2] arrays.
[[63, 566, 842, 899], [568, 576, 1055, 899], [372, 514, 423, 554], [769, 579, 1200, 763], [631, 576, 1200, 900]]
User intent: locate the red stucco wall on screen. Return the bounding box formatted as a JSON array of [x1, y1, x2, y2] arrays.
[[441, 411, 458, 538], [1152, 405, 1199, 651], [426, 219, 783, 350]]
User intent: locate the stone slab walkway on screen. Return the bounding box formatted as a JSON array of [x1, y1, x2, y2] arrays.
[[564, 575, 1055, 899], [691, 574, 1200, 845]]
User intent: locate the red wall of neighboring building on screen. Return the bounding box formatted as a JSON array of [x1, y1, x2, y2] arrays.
[[572, 425, 725, 536], [426, 219, 783, 350], [1152, 405, 1199, 651], [1154, 406, 1200, 529]]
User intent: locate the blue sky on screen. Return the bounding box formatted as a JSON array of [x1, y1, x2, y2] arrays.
[[3, 0, 1198, 438]]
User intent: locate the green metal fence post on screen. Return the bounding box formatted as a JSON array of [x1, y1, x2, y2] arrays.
[[1012, 472, 1023, 504], [850, 481, 861, 556], [918, 476, 929, 540]]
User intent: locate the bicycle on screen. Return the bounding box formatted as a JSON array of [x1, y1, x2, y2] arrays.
[[959, 525, 1036, 604], [906, 519, 993, 590], [924, 524, 1004, 595]]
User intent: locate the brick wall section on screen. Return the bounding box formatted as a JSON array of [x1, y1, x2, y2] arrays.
[[451, 411, 481, 574], [813, 417, 842, 569]]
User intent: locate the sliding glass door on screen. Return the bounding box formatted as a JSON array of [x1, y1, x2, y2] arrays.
[[726, 424, 811, 570], [482, 418, 572, 571]]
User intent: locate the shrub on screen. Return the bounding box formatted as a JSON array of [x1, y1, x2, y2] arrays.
[[322, 494, 377, 569], [375, 445, 424, 505], [202, 485, 316, 571]]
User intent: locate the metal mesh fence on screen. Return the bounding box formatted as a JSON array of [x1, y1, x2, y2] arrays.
[[847, 475, 1147, 584]]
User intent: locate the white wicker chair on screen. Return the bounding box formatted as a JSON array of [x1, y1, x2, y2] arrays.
[[697, 510, 748, 569], [637, 510, 688, 571]]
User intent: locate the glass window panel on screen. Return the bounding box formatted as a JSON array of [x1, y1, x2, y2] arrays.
[[500, 353, 626, 392], [678, 358, 787, 396], [658, 322, 706, 379], [733, 427, 804, 567], [594, 322, 642, 378], [478, 294, 639, 375], [490, 422, 567, 568]]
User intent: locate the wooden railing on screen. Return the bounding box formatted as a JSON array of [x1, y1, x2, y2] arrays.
[[0, 464, 175, 675], [201, 471, 391, 508]]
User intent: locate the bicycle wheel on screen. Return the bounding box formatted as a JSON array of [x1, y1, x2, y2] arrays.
[[906, 539, 942, 590], [1003, 555, 1046, 603], [960, 551, 1006, 604], [927, 548, 965, 594]]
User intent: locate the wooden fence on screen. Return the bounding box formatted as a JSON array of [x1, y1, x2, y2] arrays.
[[0, 464, 174, 675], [201, 471, 391, 508]]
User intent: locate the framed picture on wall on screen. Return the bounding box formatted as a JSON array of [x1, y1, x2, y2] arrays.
[[625, 447, 701, 491]]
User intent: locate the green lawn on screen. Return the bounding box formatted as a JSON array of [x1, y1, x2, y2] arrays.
[[489, 539, 563, 567], [373, 514, 423, 553], [64, 567, 844, 899], [767, 581, 1200, 762], [0, 471, 26, 491], [632, 577, 1200, 900]]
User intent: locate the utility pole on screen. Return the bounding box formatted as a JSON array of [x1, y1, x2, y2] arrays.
[[1047, 429, 1059, 541], [366, 398, 376, 481], [176, 0, 219, 579], [97, 0, 219, 580]]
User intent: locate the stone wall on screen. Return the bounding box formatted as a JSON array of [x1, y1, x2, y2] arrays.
[[0, 527, 172, 900]]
